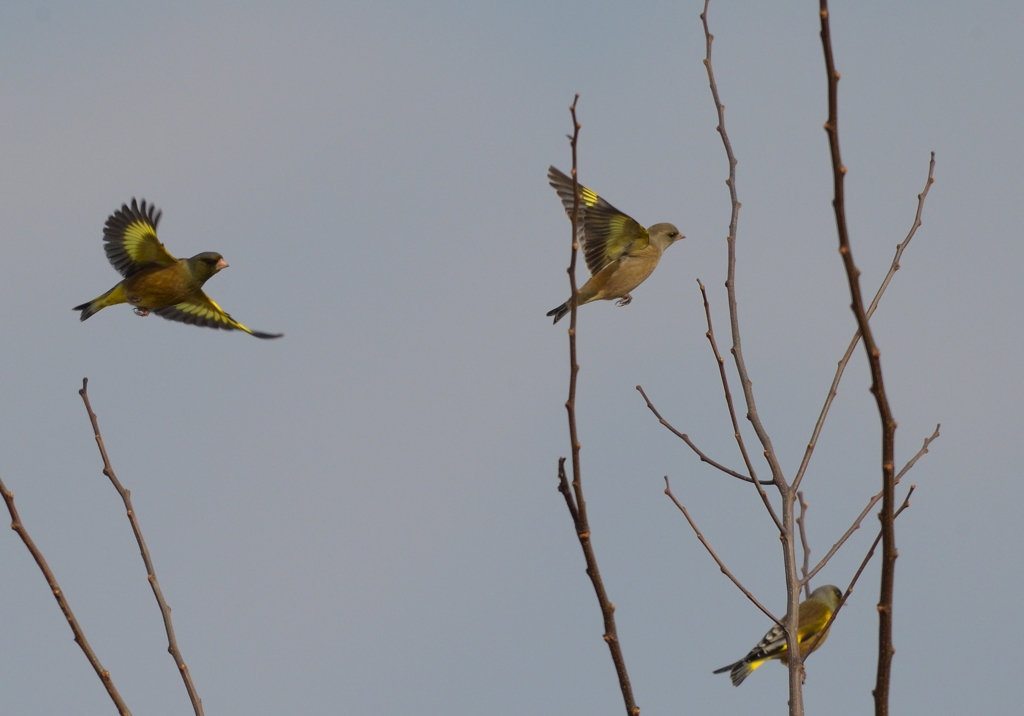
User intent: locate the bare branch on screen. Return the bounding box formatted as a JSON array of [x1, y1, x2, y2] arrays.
[[79, 379, 205, 716], [698, 281, 781, 527], [0, 474, 132, 716], [701, 3, 785, 488], [793, 154, 936, 492], [663, 477, 781, 628], [796, 492, 811, 600], [635, 385, 765, 484], [895, 424, 941, 483], [555, 98, 638, 716]]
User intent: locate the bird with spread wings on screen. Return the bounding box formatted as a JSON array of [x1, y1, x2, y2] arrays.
[[546, 166, 684, 324], [74, 199, 282, 339]]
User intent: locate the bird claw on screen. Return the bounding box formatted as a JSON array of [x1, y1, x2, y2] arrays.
[[615, 295, 633, 307], [133, 308, 151, 317]]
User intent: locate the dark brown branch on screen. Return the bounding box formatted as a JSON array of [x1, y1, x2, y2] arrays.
[[555, 98, 637, 716], [803, 425, 939, 586], [0, 474, 132, 716], [806, 486, 916, 656], [796, 492, 811, 600], [698, 280, 781, 526], [79, 379, 205, 716], [793, 154, 935, 492], [635, 385, 765, 484], [664, 477, 781, 628], [818, 6, 900, 713]]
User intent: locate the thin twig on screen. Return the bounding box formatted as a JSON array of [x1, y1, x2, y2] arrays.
[[803, 425, 939, 586], [793, 154, 935, 492], [79, 378, 205, 716], [893, 425, 939, 483], [663, 477, 781, 628], [702, 3, 803, 710], [818, 6, 900, 713], [702, 10, 784, 490], [555, 98, 637, 716], [0, 474, 132, 716], [806, 486, 916, 656], [796, 492, 811, 600], [635, 385, 765, 484], [698, 280, 781, 524]]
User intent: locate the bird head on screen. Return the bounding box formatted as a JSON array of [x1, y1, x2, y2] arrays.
[[811, 585, 843, 610], [648, 223, 684, 250], [188, 252, 229, 284]]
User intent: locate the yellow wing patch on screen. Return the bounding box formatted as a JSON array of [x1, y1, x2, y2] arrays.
[[154, 292, 283, 339], [547, 166, 649, 275], [579, 186, 600, 208], [104, 199, 177, 277]]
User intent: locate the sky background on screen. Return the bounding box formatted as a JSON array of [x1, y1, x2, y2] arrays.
[[0, 1, 1020, 714]]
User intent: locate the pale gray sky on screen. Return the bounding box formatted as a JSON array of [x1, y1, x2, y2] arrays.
[[0, 2, 1021, 714]]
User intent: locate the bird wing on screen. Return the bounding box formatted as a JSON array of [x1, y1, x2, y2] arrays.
[[548, 166, 649, 276], [104, 199, 178, 277], [745, 622, 787, 662], [742, 595, 835, 663], [742, 596, 833, 664], [153, 291, 282, 339], [796, 598, 833, 644]]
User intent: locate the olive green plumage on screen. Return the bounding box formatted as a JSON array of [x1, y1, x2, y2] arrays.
[[546, 166, 684, 324], [713, 585, 843, 686], [74, 199, 282, 339]]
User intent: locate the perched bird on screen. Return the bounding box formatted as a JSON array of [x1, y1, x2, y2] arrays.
[[713, 585, 843, 686], [74, 199, 282, 339], [546, 166, 683, 324]]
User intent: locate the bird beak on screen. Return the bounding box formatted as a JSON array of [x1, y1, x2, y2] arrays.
[[215, 258, 229, 270]]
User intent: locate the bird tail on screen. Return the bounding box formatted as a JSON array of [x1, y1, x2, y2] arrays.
[[74, 285, 126, 321], [713, 659, 762, 687], [546, 301, 570, 324]]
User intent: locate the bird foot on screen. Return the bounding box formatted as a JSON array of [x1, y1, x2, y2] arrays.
[[615, 294, 633, 307], [133, 308, 151, 317]]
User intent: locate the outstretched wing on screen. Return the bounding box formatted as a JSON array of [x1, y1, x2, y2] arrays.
[[548, 166, 649, 275], [154, 291, 283, 339], [104, 199, 177, 277]]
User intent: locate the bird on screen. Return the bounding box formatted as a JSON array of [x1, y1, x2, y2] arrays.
[[546, 166, 683, 324], [713, 584, 843, 686], [74, 199, 282, 339]]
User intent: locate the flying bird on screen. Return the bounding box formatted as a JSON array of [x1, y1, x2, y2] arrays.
[[546, 166, 683, 324], [74, 199, 282, 339], [713, 584, 843, 686]]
